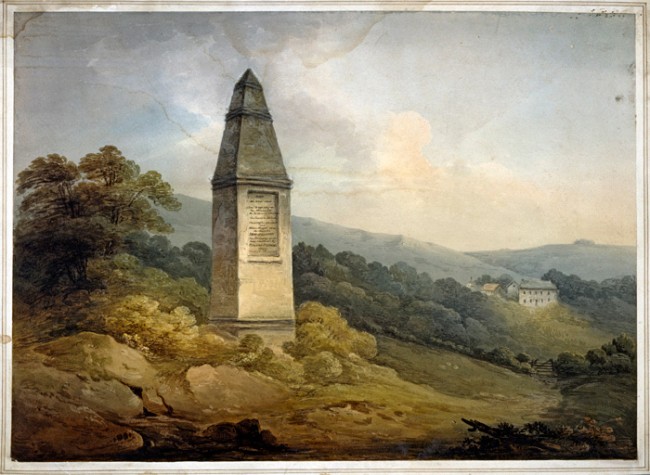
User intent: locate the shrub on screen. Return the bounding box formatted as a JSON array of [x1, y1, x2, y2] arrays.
[[487, 347, 518, 367], [284, 302, 377, 360], [101, 294, 231, 361], [554, 352, 589, 376], [302, 351, 343, 383]]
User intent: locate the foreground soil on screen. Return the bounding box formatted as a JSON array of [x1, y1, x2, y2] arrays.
[[11, 332, 635, 461]]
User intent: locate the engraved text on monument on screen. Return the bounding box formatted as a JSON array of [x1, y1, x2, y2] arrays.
[[246, 192, 279, 258]]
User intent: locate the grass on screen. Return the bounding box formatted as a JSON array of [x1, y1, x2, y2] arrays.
[[491, 299, 615, 359], [253, 336, 563, 453], [546, 374, 637, 440]]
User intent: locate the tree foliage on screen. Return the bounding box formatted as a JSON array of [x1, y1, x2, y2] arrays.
[[124, 232, 211, 289], [292, 242, 509, 354], [540, 269, 636, 336], [14, 146, 181, 298], [554, 333, 636, 376]]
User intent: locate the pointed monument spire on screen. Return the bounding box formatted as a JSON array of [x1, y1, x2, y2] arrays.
[[210, 69, 295, 338], [226, 69, 272, 121], [212, 69, 291, 189]]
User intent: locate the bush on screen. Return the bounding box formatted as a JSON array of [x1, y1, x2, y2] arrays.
[[284, 302, 377, 360], [487, 347, 519, 368], [554, 352, 589, 376], [101, 294, 231, 361], [302, 351, 343, 383], [557, 333, 637, 376]]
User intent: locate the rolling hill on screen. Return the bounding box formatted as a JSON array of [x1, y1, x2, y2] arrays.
[[159, 194, 634, 283], [468, 242, 636, 281], [159, 195, 524, 283], [292, 216, 523, 283]]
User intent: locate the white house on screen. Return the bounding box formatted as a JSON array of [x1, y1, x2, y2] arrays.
[[518, 280, 558, 308]]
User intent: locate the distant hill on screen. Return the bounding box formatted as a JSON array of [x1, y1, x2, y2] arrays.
[[160, 195, 523, 283], [292, 216, 523, 283], [160, 195, 635, 283], [468, 242, 636, 281], [157, 194, 212, 247]]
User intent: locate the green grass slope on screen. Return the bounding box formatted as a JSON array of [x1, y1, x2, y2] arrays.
[[490, 299, 615, 360]]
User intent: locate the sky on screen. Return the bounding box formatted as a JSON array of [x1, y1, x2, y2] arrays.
[[13, 11, 638, 251]]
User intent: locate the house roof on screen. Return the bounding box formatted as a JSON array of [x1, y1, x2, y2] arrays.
[[482, 283, 501, 292], [519, 279, 557, 290]]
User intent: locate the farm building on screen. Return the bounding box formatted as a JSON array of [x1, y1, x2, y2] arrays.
[[518, 279, 558, 308]]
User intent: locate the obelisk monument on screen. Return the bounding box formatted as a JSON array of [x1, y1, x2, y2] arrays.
[[210, 69, 295, 340]]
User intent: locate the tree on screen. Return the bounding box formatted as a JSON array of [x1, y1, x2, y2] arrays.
[[15, 154, 108, 296], [553, 352, 588, 376], [78, 145, 181, 256], [14, 146, 181, 298]]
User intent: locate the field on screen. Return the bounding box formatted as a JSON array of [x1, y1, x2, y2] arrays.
[[491, 299, 614, 359]]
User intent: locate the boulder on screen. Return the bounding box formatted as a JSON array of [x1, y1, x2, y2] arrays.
[[12, 374, 143, 461], [35, 331, 158, 388], [185, 364, 290, 413]]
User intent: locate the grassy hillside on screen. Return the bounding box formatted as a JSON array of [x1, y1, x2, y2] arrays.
[[374, 336, 558, 407], [468, 242, 636, 281], [159, 195, 634, 284], [489, 299, 614, 360]]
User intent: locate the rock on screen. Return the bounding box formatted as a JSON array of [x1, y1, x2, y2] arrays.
[[235, 418, 262, 446], [203, 422, 238, 442], [202, 419, 281, 449], [260, 429, 278, 447], [12, 378, 143, 461], [15, 354, 143, 421], [80, 378, 144, 419], [36, 332, 158, 388], [185, 364, 290, 413], [141, 387, 170, 416]]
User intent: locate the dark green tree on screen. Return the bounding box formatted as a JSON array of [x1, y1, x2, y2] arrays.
[[15, 146, 181, 298]]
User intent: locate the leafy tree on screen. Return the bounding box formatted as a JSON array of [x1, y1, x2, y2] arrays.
[[611, 333, 636, 359], [124, 232, 211, 289], [15, 154, 110, 296], [14, 147, 181, 298], [292, 242, 325, 281], [474, 274, 494, 286], [78, 145, 181, 256], [554, 352, 589, 376]]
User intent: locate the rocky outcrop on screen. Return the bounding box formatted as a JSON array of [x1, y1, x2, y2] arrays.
[[13, 332, 289, 461], [185, 364, 290, 414], [12, 356, 144, 460]]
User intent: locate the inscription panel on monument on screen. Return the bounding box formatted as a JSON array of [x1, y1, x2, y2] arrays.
[[246, 192, 279, 258]]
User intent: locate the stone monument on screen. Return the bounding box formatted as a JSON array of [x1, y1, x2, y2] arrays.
[[209, 69, 295, 342]]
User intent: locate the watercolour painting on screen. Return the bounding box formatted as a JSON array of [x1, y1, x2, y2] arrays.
[[1, 2, 649, 474]]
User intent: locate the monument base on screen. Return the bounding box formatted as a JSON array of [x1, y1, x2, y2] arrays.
[[206, 319, 295, 348]]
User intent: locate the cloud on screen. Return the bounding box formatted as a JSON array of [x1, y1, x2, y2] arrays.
[[293, 109, 635, 250], [220, 12, 385, 69], [14, 12, 637, 250]]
